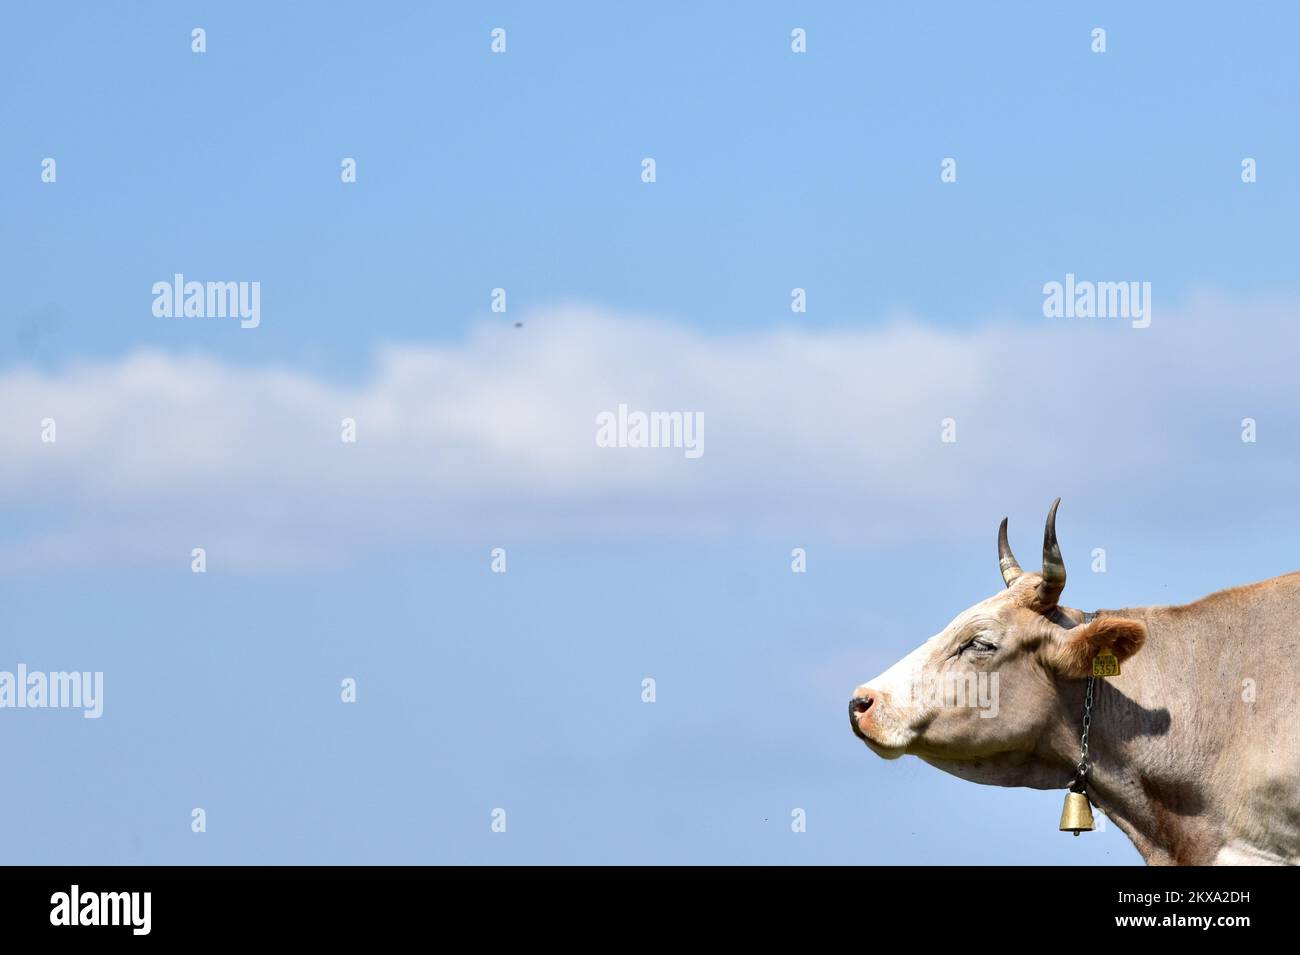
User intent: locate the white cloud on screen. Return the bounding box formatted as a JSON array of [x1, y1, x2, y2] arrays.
[[1, 295, 1297, 571]]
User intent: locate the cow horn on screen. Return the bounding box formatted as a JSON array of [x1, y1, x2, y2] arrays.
[[997, 517, 1023, 587], [1038, 497, 1066, 607]]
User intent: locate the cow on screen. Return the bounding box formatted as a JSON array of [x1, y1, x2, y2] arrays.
[[849, 500, 1300, 865]]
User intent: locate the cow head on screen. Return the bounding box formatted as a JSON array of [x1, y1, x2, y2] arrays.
[[849, 500, 1146, 787]]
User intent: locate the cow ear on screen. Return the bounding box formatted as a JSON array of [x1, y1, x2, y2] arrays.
[[1044, 617, 1147, 678]]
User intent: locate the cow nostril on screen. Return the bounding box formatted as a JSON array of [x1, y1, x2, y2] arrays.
[[850, 695, 874, 715]]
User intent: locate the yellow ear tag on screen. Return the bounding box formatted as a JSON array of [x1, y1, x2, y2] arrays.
[[1092, 650, 1120, 677]]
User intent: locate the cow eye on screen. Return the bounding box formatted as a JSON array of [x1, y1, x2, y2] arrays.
[[964, 637, 997, 655]]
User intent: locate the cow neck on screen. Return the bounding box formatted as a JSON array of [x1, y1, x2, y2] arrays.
[[1064, 606, 1215, 864]]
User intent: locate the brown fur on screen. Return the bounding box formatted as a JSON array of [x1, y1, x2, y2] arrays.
[[1048, 617, 1148, 678], [1166, 570, 1300, 614]]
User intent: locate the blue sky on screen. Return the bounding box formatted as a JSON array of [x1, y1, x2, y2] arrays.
[[3, 2, 1299, 864]]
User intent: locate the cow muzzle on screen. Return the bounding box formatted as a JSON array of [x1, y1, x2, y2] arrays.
[[849, 686, 909, 758]]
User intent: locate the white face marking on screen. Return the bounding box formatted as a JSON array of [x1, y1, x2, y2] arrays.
[[858, 633, 944, 706], [860, 606, 993, 700], [853, 599, 1010, 752]]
